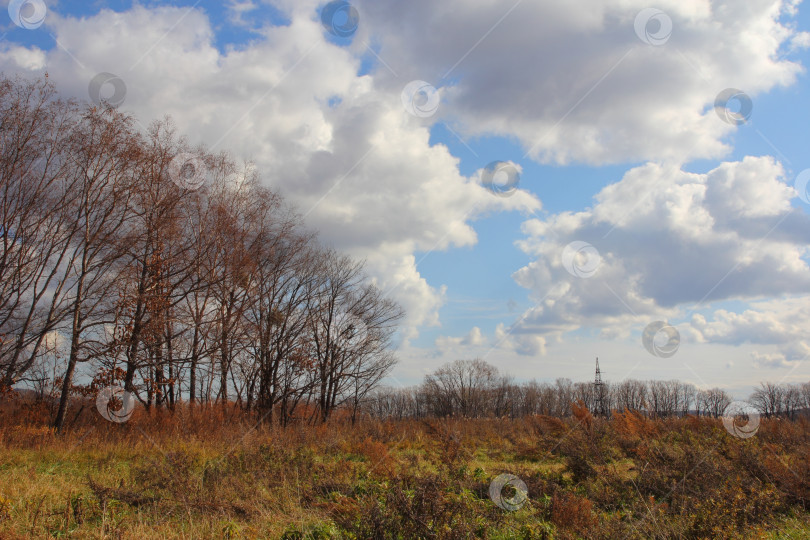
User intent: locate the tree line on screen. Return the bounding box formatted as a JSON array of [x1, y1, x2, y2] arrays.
[[364, 359, 810, 420], [0, 75, 403, 431]]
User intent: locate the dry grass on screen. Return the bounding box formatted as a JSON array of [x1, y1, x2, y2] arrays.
[[1, 401, 809, 538]]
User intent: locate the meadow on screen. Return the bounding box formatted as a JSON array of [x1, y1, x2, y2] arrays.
[[1, 400, 809, 539]]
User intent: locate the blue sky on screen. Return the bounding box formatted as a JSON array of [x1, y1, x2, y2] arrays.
[[3, 0, 810, 397]]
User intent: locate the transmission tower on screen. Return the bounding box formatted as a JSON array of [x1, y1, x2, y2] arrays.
[[593, 357, 608, 417]]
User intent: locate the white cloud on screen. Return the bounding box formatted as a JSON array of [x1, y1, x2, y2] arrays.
[[691, 297, 810, 369], [0, 45, 46, 70], [355, 0, 804, 164], [752, 351, 798, 369], [691, 298, 810, 346], [227, 0, 259, 27], [435, 326, 486, 351], [509, 156, 810, 354], [789, 31, 810, 51], [494, 322, 549, 356]]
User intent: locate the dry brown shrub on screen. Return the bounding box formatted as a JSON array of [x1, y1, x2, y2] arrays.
[[762, 447, 810, 508], [529, 415, 567, 437], [551, 491, 596, 535], [571, 400, 593, 430], [611, 409, 658, 439], [0, 424, 56, 448], [355, 436, 392, 471]]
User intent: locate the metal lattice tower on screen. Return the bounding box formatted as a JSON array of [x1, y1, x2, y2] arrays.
[[593, 357, 608, 417]]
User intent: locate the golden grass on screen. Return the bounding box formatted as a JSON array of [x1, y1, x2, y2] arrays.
[[0, 403, 808, 538]]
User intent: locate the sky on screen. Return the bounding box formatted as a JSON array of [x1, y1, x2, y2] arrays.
[[2, 0, 810, 398]]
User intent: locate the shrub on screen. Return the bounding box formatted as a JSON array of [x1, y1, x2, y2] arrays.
[[551, 491, 596, 536]]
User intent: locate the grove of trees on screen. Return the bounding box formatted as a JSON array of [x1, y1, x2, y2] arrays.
[[0, 75, 403, 431], [366, 359, 810, 421]]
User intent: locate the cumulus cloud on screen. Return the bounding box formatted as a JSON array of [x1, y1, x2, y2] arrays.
[[226, 0, 259, 27], [752, 351, 799, 369], [355, 0, 806, 164], [690, 297, 810, 368], [0, 46, 46, 70], [509, 156, 810, 353], [494, 322, 548, 356], [435, 326, 486, 352]]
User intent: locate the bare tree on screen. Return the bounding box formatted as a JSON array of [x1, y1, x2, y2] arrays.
[[696, 387, 731, 418], [0, 76, 77, 389], [801, 382, 810, 412], [751, 382, 785, 418], [783, 384, 803, 420], [244, 194, 318, 422], [573, 381, 594, 413], [421, 359, 504, 418], [675, 381, 696, 416], [308, 252, 403, 423], [53, 105, 140, 432], [614, 379, 647, 413]]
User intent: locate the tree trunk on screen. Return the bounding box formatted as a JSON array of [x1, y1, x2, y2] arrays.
[[54, 270, 86, 433]]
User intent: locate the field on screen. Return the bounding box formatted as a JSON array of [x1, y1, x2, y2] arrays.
[[1, 403, 810, 539]]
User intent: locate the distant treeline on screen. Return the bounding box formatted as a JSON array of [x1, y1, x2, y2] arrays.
[[364, 359, 810, 420], [0, 75, 403, 431]]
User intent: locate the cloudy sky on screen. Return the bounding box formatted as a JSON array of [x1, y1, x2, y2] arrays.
[[4, 0, 810, 397]]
